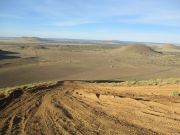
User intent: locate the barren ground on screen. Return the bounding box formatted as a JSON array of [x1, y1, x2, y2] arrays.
[[0, 81, 179, 135], [0, 41, 180, 88], [0, 39, 180, 135]]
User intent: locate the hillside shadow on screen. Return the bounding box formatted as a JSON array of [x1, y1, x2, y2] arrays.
[[84, 80, 124, 83], [0, 89, 23, 111], [0, 50, 20, 60]]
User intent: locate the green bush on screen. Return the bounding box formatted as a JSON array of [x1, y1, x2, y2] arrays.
[[172, 91, 179, 96]]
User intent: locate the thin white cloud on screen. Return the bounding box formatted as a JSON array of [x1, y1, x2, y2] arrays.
[[131, 11, 180, 26], [12, 0, 177, 28], [113, 14, 180, 27], [53, 19, 96, 27]]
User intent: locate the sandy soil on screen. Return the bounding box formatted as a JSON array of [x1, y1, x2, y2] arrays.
[[0, 81, 179, 135]]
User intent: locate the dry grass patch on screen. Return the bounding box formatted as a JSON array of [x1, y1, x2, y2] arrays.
[[0, 81, 57, 98]]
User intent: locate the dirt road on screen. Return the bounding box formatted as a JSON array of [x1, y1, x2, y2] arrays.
[[0, 81, 180, 135]]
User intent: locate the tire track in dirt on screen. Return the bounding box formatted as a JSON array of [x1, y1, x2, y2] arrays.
[[0, 81, 179, 135]]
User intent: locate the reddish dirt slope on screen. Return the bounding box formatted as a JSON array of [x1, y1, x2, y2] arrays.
[[0, 81, 180, 135]]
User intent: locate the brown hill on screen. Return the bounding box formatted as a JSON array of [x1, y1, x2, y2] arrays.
[[113, 44, 162, 56]]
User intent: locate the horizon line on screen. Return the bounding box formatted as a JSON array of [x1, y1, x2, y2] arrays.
[[0, 36, 179, 45]]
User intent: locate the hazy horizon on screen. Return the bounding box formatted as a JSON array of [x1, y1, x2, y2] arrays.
[[1, 36, 180, 45]]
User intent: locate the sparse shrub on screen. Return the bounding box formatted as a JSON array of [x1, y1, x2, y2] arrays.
[[172, 91, 179, 96], [117, 78, 180, 86], [0, 81, 58, 98], [0, 93, 5, 99]]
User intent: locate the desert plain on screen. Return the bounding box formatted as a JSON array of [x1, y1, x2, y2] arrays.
[[0, 37, 180, 135]]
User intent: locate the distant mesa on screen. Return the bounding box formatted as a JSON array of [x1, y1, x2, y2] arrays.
[[16, 37, 43, 43], [0, 37, 52, 44]]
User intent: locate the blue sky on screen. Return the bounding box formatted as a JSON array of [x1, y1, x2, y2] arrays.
[[0, 0, 180, 43]]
